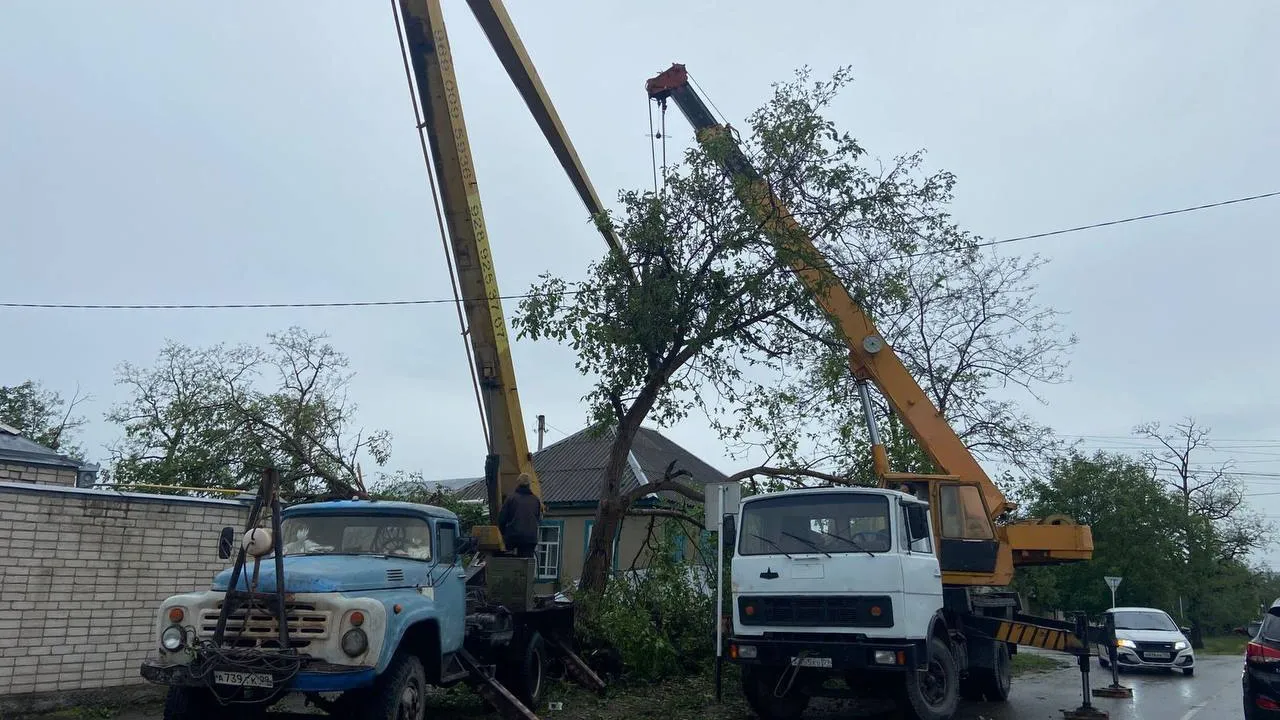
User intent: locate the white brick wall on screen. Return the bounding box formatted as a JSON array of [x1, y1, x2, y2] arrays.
[[0, 462, 77, 487], [0, 483, 248, 699]]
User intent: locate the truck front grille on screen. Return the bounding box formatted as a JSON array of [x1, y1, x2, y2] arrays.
[[738, 595, 894, 628], [199, 601, 331, 649]]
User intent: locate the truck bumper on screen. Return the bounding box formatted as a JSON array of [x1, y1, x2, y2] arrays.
[[725, 635, 922, 671], [141, 657, 375, 694]]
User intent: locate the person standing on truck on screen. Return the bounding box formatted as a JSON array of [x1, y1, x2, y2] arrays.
[[498, 473, 542, 557]]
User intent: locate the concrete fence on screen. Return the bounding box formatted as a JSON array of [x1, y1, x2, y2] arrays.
[[0, 482, 248, 704]]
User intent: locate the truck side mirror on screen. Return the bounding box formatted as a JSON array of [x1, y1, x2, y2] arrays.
[[217, 526, 235, 559], [722, 514, 736, 551]]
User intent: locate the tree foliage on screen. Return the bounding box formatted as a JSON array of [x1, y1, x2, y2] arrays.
[[1018, 421, 1276, 640], [717, 73, 1074, 483], [106, 327, 389, 498], [1014, 452, 1186, 614], [0, 380, 88, 459]]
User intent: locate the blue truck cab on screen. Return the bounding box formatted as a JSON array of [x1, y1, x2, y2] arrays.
[[141, 498, 565, 720]]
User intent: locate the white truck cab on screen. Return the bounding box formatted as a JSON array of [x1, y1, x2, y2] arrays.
[[724, 486, 972, 720]]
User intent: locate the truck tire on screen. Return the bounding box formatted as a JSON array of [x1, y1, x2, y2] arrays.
[[970, 642, 1011, 702], [742, 665, 810, 720], [899, 637, 960, 720], [498, 631, 547, 708], [363, 652, 427, 720]]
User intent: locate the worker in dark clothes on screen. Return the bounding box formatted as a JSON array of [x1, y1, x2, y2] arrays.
[[498, 473, 542, 557]]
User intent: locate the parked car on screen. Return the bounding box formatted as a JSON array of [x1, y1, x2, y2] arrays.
[[1095, 606, 1194, 675], [1243, 599, 1280, 719]]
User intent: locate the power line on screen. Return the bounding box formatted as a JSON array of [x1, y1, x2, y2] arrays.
[[2, 190, 1277, 312], [947, 190, 1280, 254]]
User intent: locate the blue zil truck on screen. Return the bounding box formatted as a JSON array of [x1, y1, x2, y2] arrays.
[[140, 476, 601, 720]]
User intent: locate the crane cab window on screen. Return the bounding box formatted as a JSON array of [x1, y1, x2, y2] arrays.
[[938, 484, 994, 540]]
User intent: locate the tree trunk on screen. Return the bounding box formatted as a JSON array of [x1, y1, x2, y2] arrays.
[[580, 499, 627, 593]]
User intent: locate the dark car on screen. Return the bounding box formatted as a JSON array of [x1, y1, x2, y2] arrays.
[[1243, 599, 1280, 718]]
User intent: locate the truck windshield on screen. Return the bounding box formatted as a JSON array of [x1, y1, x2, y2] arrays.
[[279, 514, 432, 561], [739, 494, 892, 556], [1111, 610, 1178, 631]]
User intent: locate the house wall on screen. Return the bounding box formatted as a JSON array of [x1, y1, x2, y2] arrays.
[[0, 482, 248, 701], [533, 508, 704, 592], [0, 462, 77, 488]]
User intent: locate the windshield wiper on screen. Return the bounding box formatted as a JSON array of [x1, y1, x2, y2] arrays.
[[811, 528, 874, 557], [780, 531, 832, 558], [749, 532, 794, 559]]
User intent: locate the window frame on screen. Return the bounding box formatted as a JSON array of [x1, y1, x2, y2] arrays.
[[535, 520, 564, 581], [436, 521, 458, 565], [737, 493, 893, 557]]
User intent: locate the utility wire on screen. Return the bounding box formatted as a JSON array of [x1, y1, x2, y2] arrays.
[[2, 190, 1276, 311]]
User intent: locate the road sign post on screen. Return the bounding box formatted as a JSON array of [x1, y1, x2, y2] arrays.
[[1104, 576, 1122, 609]]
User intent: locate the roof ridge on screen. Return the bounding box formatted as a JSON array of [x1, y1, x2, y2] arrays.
[[0, 421, 21, 435]]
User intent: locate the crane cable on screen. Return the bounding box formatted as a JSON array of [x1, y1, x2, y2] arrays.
[[648, 100, 659, 195], [390, 0, 492, 453]]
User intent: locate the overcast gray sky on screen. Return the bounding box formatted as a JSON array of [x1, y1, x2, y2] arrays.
[[4, 2, 1280, 563]]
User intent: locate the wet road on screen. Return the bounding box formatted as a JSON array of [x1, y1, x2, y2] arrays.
[[955, 653, 1243, 720]]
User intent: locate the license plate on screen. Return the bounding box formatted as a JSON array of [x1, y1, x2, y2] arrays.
[[790, 656, 833, 668], [213, 671, 273, 688], [1144, 652, 1170, 659]]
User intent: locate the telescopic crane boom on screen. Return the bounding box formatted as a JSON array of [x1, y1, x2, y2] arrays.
[[645, 64, 1092, 588], [394, 0, 620, 551]]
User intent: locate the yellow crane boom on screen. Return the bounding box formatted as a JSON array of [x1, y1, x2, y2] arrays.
[[393, 0, 620, 550], [645, 64, 1092, 587]]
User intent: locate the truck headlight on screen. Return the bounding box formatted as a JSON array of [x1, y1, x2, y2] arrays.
[[161, 626, 185, 652], [341, 629, 368, 657], [737, 645, 757, 659]]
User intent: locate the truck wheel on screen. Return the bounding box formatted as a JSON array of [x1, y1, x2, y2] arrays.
[[742, 665, 810, 720], [498, 631, 547, 708], [974, 642, 1011, 701], [365, 652, 427, 720], [899, 637, 959, 720]]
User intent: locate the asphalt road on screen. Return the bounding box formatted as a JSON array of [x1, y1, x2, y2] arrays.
[[115, 653, 1247, 720], [954, 653, 1244, 720]]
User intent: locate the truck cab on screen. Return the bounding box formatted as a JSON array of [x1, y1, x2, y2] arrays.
[[141, 499, 563, 720], [725, 486, 966, 720]]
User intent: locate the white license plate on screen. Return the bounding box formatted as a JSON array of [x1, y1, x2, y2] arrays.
[[213, 671, 274, 688], [790, 656, 833, 668], [1144, 652, 1170, 659]]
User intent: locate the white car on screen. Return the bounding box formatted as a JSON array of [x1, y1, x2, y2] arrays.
[[1097, 606, 1195, 675]]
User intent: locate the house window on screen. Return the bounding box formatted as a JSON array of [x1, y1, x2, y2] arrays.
[[535, 522, 563, 580], [672, 533, 686, 563]]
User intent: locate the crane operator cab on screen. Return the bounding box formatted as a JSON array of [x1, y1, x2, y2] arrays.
[[893, 478, 1000, 576]]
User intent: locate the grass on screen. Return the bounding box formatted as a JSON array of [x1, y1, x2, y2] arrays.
[[1199, 635, 1248, 655], [1010, 652, 1068, 676]]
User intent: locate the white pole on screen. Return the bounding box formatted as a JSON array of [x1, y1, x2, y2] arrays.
[[716, 484, 726, 655], [1110, 586, 1117, 609]]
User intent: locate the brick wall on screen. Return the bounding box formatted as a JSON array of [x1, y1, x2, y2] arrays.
[[0, 462, 77, 487], [0, 482, 249, 699]]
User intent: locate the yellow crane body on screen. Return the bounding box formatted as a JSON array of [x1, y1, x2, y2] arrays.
[[645, 64, 1092, 587]]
